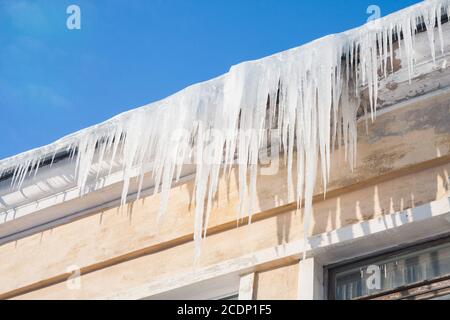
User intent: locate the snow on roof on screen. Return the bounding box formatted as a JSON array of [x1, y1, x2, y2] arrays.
[[1, 0, 449, 256]]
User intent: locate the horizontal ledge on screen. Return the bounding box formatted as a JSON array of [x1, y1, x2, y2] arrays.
[[2, 154, 450, 299], [105, 195, 450, 300]]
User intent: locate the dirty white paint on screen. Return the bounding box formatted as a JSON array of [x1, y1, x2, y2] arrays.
[[297, 258, 324, 300], [238, 273, 255, 300]]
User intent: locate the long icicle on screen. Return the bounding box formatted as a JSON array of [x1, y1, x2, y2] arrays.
[[0, 0, 448, 258]]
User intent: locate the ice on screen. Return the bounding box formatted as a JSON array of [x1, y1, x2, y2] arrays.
[[0, 0, 448, 257]]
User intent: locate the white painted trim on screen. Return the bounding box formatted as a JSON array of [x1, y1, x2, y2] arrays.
[[297, 258, 323, 300], [102, 196, 450, 300], [238, 273, 255, 300], [0, 163, 196, 244], [136, 272, 239, 300]]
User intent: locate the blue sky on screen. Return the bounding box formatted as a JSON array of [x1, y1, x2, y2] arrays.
[[0, 0, 421, 159]]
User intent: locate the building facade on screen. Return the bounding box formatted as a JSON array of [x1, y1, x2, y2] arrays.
[[1, 1, 450, 300]]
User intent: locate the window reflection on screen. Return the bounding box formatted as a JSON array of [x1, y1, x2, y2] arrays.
[[332, 240, 450, 300]]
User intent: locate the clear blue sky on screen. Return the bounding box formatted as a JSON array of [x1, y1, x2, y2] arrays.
[[0, 0, 421, 159]]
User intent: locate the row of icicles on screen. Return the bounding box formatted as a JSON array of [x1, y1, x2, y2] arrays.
[[0, 0, 449, 258]]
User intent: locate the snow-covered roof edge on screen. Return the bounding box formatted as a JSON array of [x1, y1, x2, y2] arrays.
[[1, 0, 449, 257], [0, 0, 441, 170]]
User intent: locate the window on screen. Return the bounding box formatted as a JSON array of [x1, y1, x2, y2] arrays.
[[328, 237, 450, 300], [216, 293, 239, 300]]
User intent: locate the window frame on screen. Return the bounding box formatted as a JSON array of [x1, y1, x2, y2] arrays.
[[327, 235, 450, 300]]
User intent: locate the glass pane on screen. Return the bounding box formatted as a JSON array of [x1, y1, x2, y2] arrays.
[[334, 241, 450, 300]]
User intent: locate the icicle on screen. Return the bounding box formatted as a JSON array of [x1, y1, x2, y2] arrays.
[[389, 25, 395, 72], [0, 0, 449, 259], [437, 4, 445, 55]]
